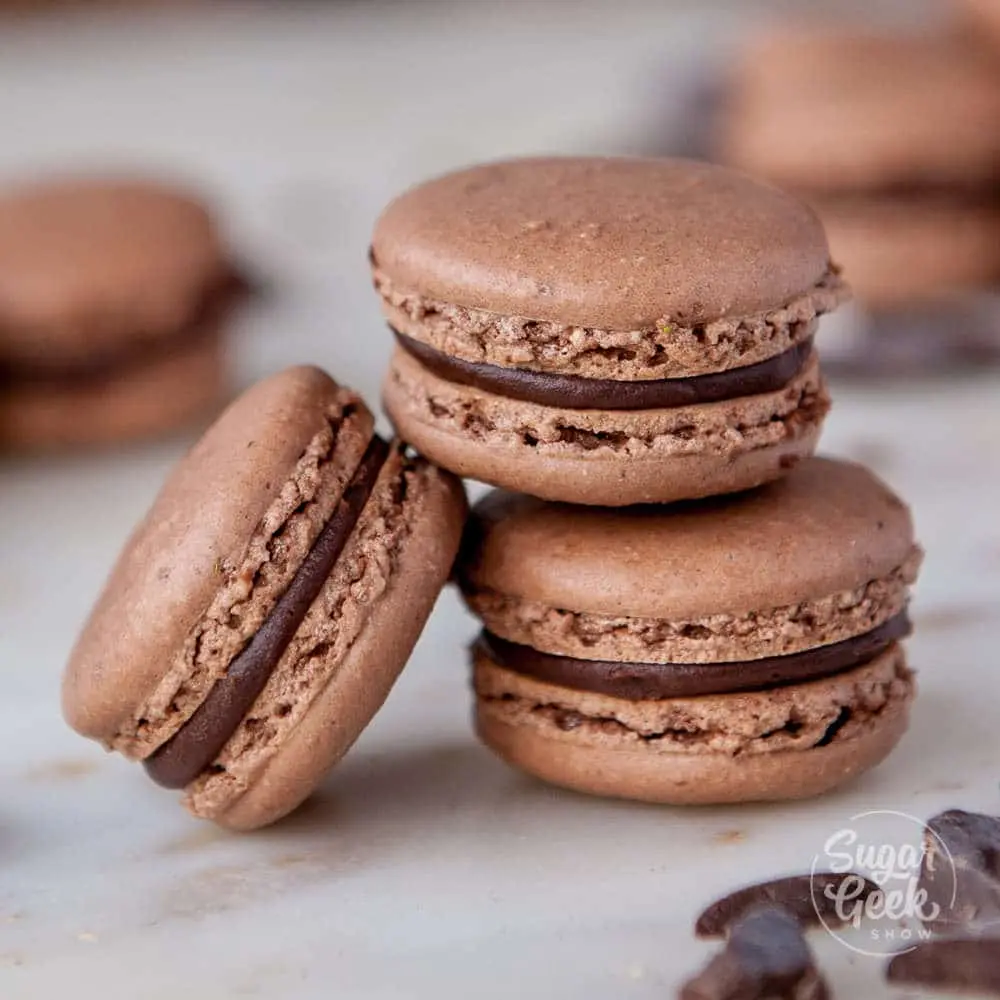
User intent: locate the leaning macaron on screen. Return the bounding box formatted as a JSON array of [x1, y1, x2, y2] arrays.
[[457, 457, 921, 804], [0, 177, 245, 450], [63, 366, 466, 830], [373, 157, 845, 506]]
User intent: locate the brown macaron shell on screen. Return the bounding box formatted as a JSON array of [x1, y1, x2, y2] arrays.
[[460, 457, 920, 662], [0, 178, 231, 365], [721, 30, 1000, 194], [373, 157, 845, 505], [372, 157, 841, 340], [63, 366, 467, 828], [476, 651, 913, 805], [0, 177, 242, 449], [457, 457, 920, 802], [384, 344, 829, 506], [64, 366, 372, 755]]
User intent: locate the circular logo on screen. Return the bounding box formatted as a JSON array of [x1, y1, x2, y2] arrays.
[[810, 809, 957, 958]]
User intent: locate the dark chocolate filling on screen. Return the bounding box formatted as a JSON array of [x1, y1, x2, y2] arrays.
[[0, 270, 251, 386], [393, 328, 814, 410], [144, 433, 390, 790], [476, 611, 911, 700]]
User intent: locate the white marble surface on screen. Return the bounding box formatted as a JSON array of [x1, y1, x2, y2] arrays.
[[0, 2, 998, 998]]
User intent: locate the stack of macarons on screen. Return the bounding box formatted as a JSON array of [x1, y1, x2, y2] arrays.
[[718, 22, 1000, 373], [62, 155, 921, 829], [0, 177, 245, 450], [371, 156, 922, 805]]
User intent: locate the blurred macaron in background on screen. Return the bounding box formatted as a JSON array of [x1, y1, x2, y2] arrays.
[[716, 7, 1000, 376], [0, 176, 248, 450], [957, 0, 1000, 49]]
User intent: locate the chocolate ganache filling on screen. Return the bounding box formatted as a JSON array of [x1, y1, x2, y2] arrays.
[[394, 329, 813, 410], [476, 611, 911, 700], [145, 434, 390, 789]]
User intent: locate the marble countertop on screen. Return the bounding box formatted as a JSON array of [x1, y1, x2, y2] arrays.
[[0, 2, 997, 997]]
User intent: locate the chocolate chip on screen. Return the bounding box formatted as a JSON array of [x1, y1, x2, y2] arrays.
[[887, 938, 1000, 995], [696, 873, 878, 938], [681, 906, 830, 1000]]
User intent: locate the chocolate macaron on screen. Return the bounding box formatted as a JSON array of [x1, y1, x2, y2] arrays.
[[0, 178, 245, 450], [721, 29, 1000, 195], [458, 457, 921, 803], [719, 30, 1000, 312], [63, 366, 466, 829], [373, 157, 845, 506]]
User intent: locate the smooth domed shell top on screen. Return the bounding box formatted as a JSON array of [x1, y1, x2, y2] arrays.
[[371, 157, 832, 330], [0, 178, 229, 364], [63, 366, 365, 741], [460, 457, 915, 620]]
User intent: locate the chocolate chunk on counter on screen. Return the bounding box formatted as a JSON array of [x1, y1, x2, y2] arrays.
[[921, 810, 1000, 933], [887, 938, 1000, 996], [681, 906, 830, 1000], [696, 873, 878, 938]]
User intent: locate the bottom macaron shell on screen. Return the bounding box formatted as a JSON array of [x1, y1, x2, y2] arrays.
[[478, 704, 909, 805], [182, 454, 466, 831], [473, 646, 914, 804], [383, 346, 828, 505], [0, 324, 226, 450]]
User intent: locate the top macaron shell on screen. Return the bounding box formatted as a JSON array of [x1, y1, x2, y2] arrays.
[[0, 178, 231, 368], [721, 30, 1000, 193], [372, 156, 833, 333], [459, 457, 921, 664]]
